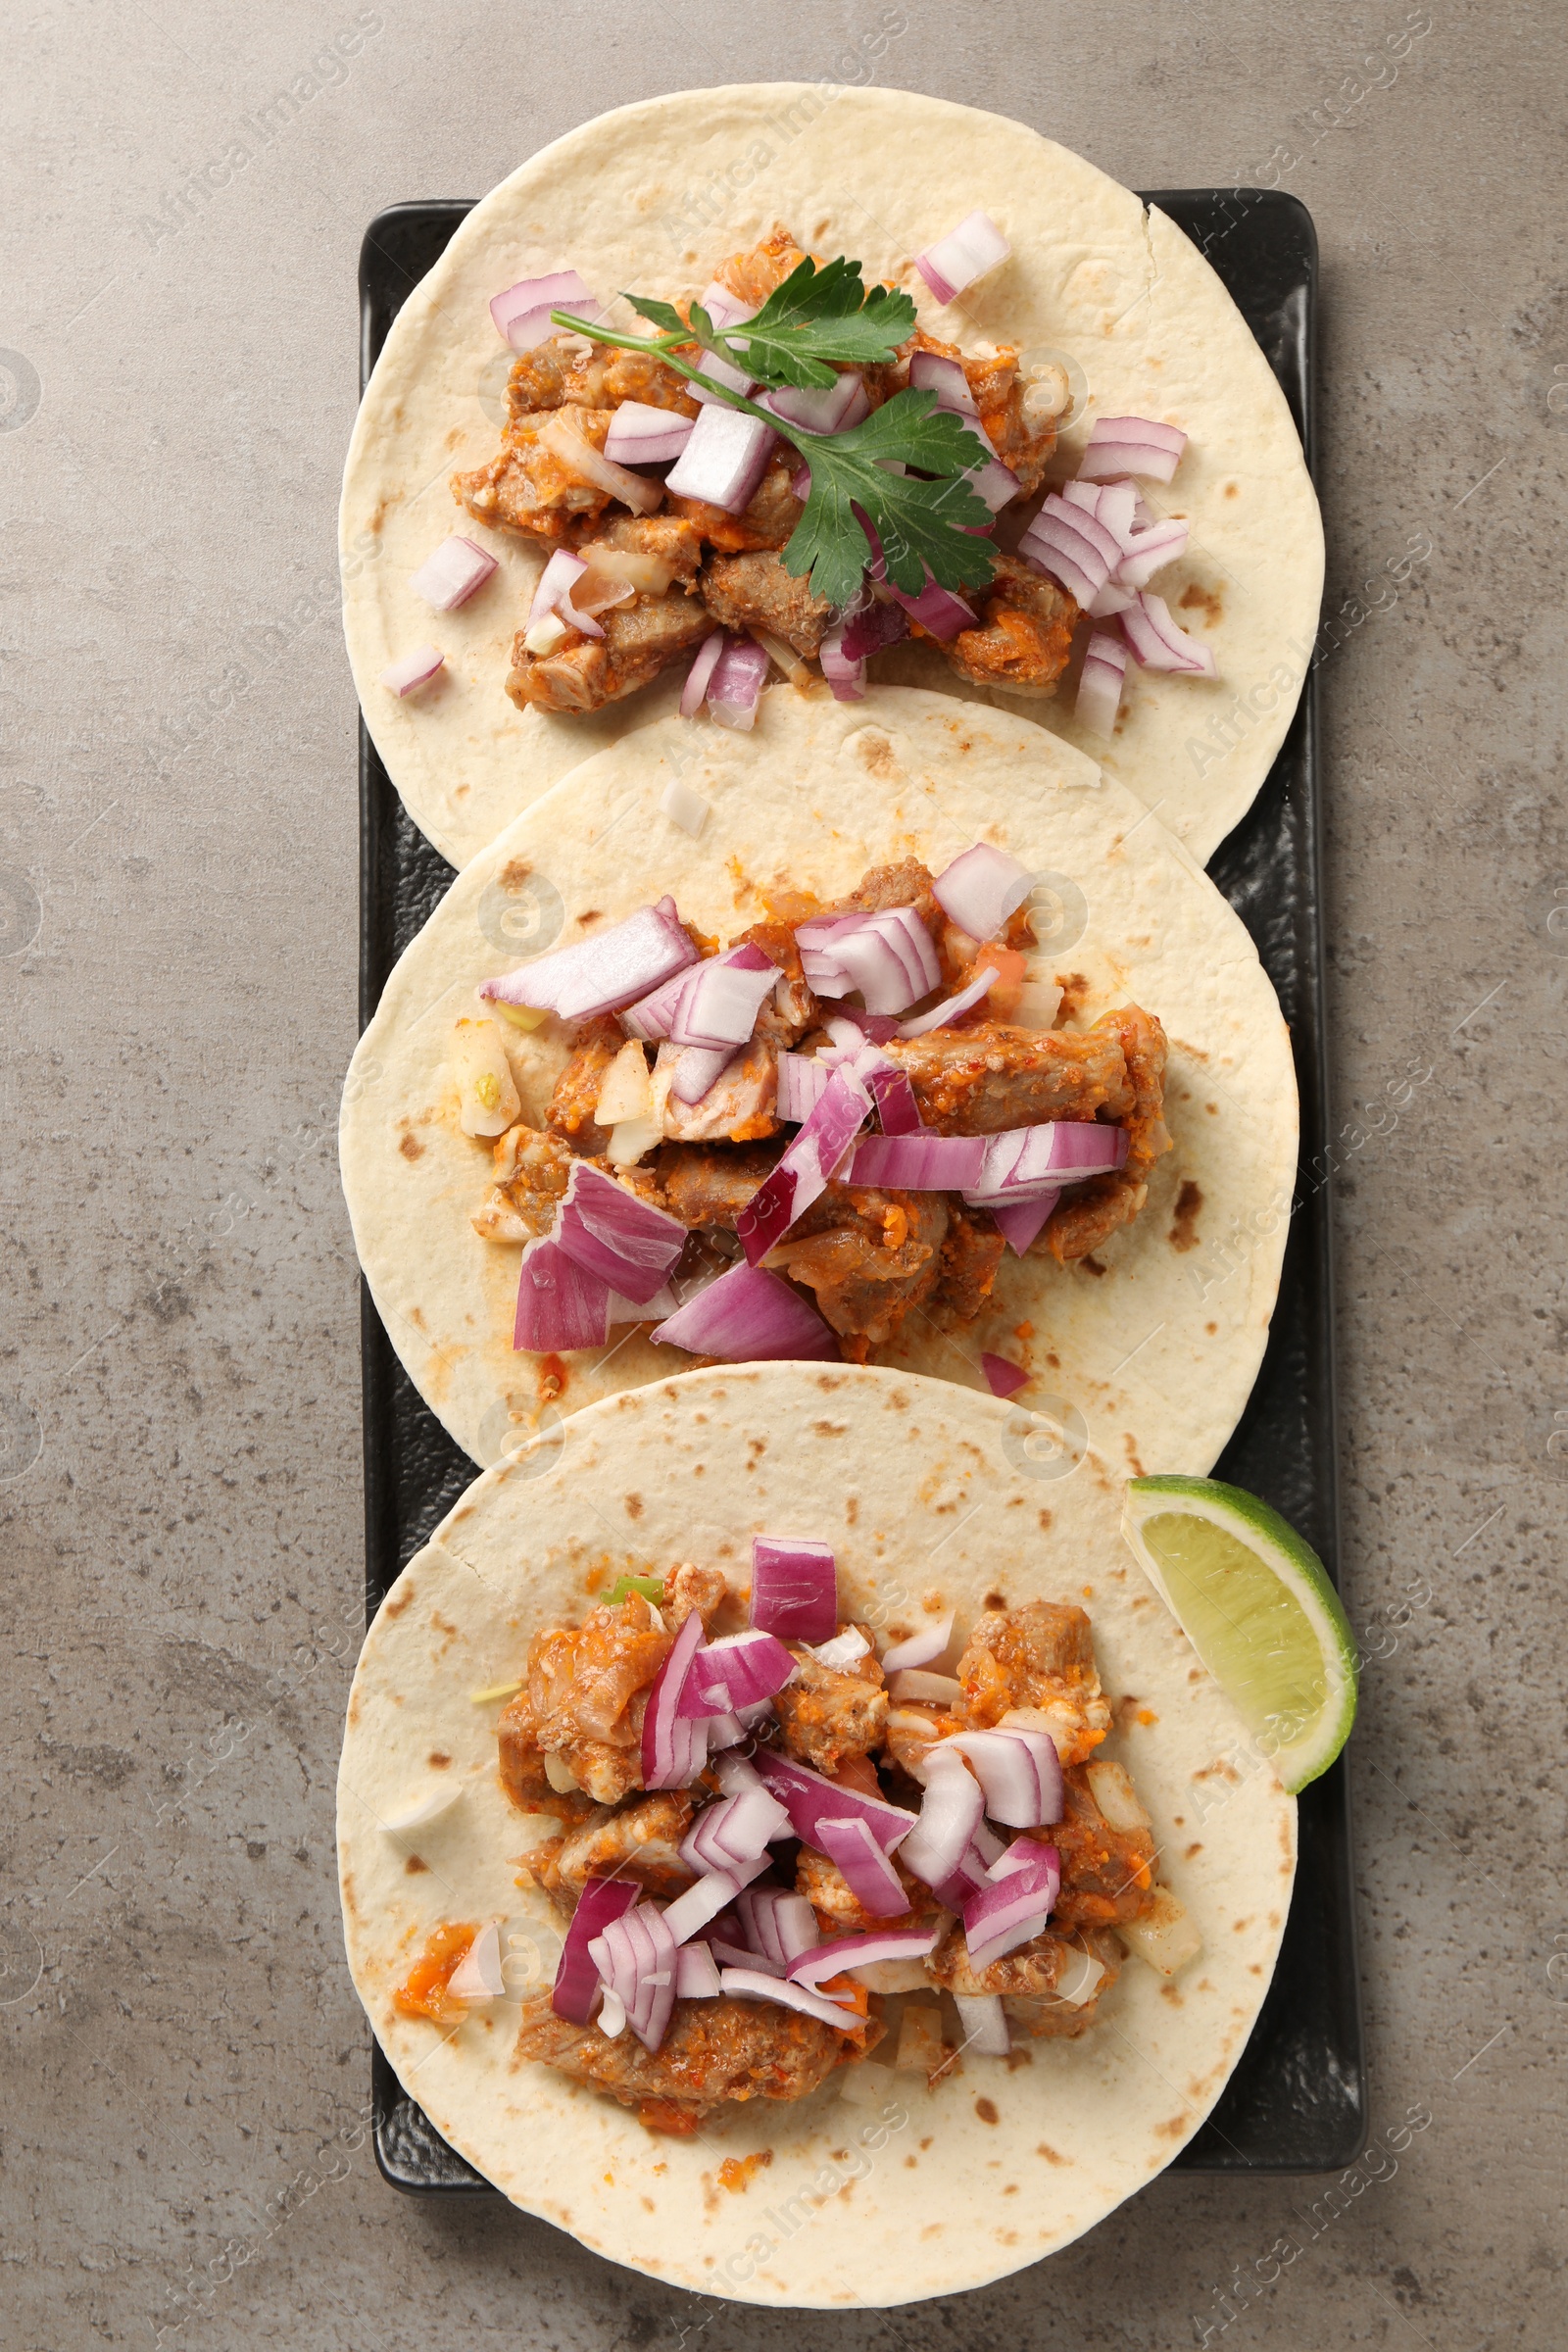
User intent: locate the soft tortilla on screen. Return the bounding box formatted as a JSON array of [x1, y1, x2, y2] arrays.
[[339, 687, 1297, 1476], [341, 83, 1321, 871], [335, 1362, 1297, 2307]]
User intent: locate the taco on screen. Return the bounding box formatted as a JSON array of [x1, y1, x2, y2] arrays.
[[339, 689, 1296, 1475], [341, 84, 1321, 871], [336, 1362, 1296, 2305]]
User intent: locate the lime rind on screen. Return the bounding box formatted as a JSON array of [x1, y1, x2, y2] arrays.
[[1120, 1474, 1357, 1794]]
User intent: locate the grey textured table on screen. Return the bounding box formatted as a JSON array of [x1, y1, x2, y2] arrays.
[[3, 5, 1563, 2346]]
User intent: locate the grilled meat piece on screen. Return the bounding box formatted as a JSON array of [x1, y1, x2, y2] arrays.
[[773, 1629, 889, 1773], [559, 346, 699, 417], [884, 1018, 1137, 1134], [906, 331, 1059, 499], [454, 406, 622, 542], [710, 225, 808, 307], [651, 1036, 780, 1144], [732, 917, 817, 1038], [655, 1141, 780, 1229], [576, 512, 707, 582], [669, 450, 804, 554], [926, 1919, 1121, 2036], [1048, 1004, 1172, 1262], [940, 552, 1080, 698], [471, 1125, 577, 1244], [699, 550, 835, 657], [933, 1201, 1005, 1323], [514, 1984, 867, 2128], [553, 1791, 698, 1897], [1039, 1766, 1157, 1930], [502, 1592, 672, 1806], [545, 1016, 622, 1154], [506, 584, 713, 714], [956, 1599, 1112, 1765], [797, 1844, 947, 1937], [663, 1561, 730, 1629], [771, 1185, 949, 1354]]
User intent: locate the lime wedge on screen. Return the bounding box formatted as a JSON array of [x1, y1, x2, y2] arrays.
[[1120, 1476, 1357, 1793]]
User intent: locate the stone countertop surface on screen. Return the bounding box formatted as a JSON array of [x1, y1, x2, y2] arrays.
[[3, 3, 1562, 2345]]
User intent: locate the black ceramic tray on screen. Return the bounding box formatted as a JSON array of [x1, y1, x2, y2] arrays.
[[357, 189, 1363, 2195]]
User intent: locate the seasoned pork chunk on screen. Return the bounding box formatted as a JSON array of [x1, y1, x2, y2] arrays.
[[956, 1599, 1112, 1765], [454, 406, 622, 542], [699, 550, 835, 656], [1041, 1766, 1157, 1929], [772, 1629, 888, 1773], [770, 1186, 949, 1355], [884, 1016, 1140, 1133], [471, 1124, 577, 1244], [552, 1791, 697, 1897], [655, 1141, 779, 1228], [940, 553, 1080, 698], [545, 1016, 622, 1154], [514, 1986, 865, 2130], [506, 585, 713, 714], [500, 1592, 671, 1806], [1047, 1004, 1172, 1262], [926, 1919, 1122, 2036], [651, 1037, 780, 1144], [669, 451, 805, 554]]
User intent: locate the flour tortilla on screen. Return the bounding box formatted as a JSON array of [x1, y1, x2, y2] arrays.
[[338, 687, 1297, 1477], [336, 1362, 1297, 2307], [340, 83, 1321, 871]]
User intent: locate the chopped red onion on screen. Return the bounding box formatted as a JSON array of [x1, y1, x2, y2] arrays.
[[932, 844, 1034, 944], [896, 965, 999, 1038], [1121, 591, 1217, 676], [751, 1749, 915, 1858], [707, 635, 772, 732], [736, 1886, 821, 1969], [817, 1815, 910, 1917], [687, 346, 760, 408], [965, 458, 1022, 514], [665, 405, 776, 514], [952, 1992, 1010, 2056], [775, 1053, 830, 1123], [736, 1064, 871, 1263], [879, 1615, 954, 1674], [536, 410, 663, 514], [1019, 494, 1122, 609], [551, 1875, 638, 2022], [907, 350, 976, 414], [1078, 416, 1188, 484], [928, 1830, 1006, 1915], [962, 1840, 1060, 1967], [718, 1967, 865, 2031], [379, 646, 444, 696], [661, 1857, 765, 1943], [481, 901, 698, 1020], [490, 270, 601, 352], [698, 281, 757, 333], [899, 1748, 985, 1892], [817, 622, 866, 704], [750, 1536, 838, 1643], [604, 401, 697, 466], [587, 1901, 678, 2050], [941, 1728, 1063, 1827], [650, 1259, 839, 1362], [554, 1161, 686, 1305], [679, 1783, 793, 1871], [844, 1133, 986, 1190], [1117, 516, 1191, 588], [676, 1629, 798, 1721], [670, 947, 781, 1049], [887, 570, 976, 640], [787, 1927, 940, 1988], [410, 535, 498, 612], [669, 1044, 739, 1104], [528, 548, 605, 642], [675, 1941, 722, 1998], [680, 627, 726, 719], [839, 595, 911, 662], [864, 1059, 923, 1135], [798, 906, 941, 1015], [640, 1607, 710, 1790], [1076, 630, 1129, 739], [514, 1236, 609, 1353], [981, 1352, 1030, 1399], [962, 1122, 1129, 1204], [988, 1196, 1059, 1256], [760, 373, 868, 433], [914, 210, 1011, 306]]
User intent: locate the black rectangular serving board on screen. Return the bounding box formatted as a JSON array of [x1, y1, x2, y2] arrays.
[[358, 188, 1363, 2196]]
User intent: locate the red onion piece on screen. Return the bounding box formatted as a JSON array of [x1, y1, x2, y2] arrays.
[[553, 1161, 687, 1305], [751, 1749, 915, 1858], [817, 622, 866, 704], [1078, 416, 1188, 484], [799, 906, 939, 1015], [775, 1053, 830, 1123], [707, 635, 772, 732], [900, 1748, 985, 1891], [698, 281, 757, 333], [914, 211, 1011, 306], [650, 1260, 839, 1362], [787, 1926, 941, 1990], [941, 1728, 1063, 1828], [665, 405, 776, 514], [490, 270, 601, 352], [817, 1815, 910, 1918], [989, 1195, 1059, 1256], [736, 1886, 821, 1969], [864, 1060, 923, 1136], [907, 350, 976, 414], [887, 570, 976, 640], [735, 1065, 870, 1263], [1117, 516, 1191, 589], [668, 948, 781, 1049], [410, 535, 498, 612], [528, 547, 605, 642], [588, 1902, 679, 2050], [879, 1614, 955, 1673], [966, 458, 1022, 514], [675, 1941, 722, 1998], [840, 596, 911, 662], [680, 627, 726, 720], [687, 346, 760, 408], [962, 1840, 1061, 1966], [953, 1991, 1010, 2056], [537, 410, 662, 515], [1018, 495, 1122, 608], [661, 1857, 766, 1943], [750, 1536, 838, 1643], [481, 901, 698, 1020], [1121, 591, 1217, 676], [844, 1133, 986, 1189], [932, 844, 1034, 944], [896, 965, 999, 1039], [514, 1236, 610, 1352], [1076, 630, 1129, 739], [603, 401, 696, 466], [718, 1966, 865, 2031], [679, 1783, 792, 1870], [608, 1281, 678, 1324], [669, 1044, 739, 1104], [760, 373, 867, 433], [551, 1876, 638, 2021], [379, 646, 444, 696], [676, 1629, 798, 1721], [640, 1607, 710, 1790], [981, 1352, 1030, 1399]]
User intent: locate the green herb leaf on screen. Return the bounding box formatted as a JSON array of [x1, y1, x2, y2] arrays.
[[605, 1573, 666, 1608], [715, 255, 918, 390], [781, 391, 999, 607], [622, 292, 690, 339]]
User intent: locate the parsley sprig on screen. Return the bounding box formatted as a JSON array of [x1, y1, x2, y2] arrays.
[[549, 253, 998, 609]]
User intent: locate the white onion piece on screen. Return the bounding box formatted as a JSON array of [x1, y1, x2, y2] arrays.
[[1085, 1758, 1152, 1834], [807, 1626, 870, 1671], [490, 270, 601, 351], [379, 1782, 464, 1836], [1076, 631, 1129, 739], [1054, 1946, 1107, 2007], [659, 775, 710, 835], [679, 627, 726, 719], [932, 843, 1034, 943], [410, 535, 498, 612], [719, 1966, 866, 2032], [603, 401, 696, 466], [914, 210, 1011, 306], [537, 410, 662, 514], [896, 965, 999, 1038], [597, 1986, 627, 2037], [707, 636, 771, 731], [889, 1669, 962, 1705], [664, 405, 776, 514], [879, 1614, 956, 1673], [952, 1991, 1010, 2056], [1078, 415, 1188, 483], [446, 1920, 506, 2002], [527, 548, 605, 642], [760, 372, 868, 433], [379, 646, 444, 696], [1121, 591, 1217, 676], [675, 1941, 723, 1999], [1116, 1885, 1203, 1976]]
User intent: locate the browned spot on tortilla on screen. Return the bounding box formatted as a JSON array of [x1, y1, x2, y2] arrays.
[[1205, 1320, 1218, 1335], [1223, 482, 1239, 499], [845, 1496, 859, 1525], [384, 1589, 413, 1618], [1160, 1981, 1183, 2004], [575, 909, 603, 927], [1035, 2141, 1068, 2165], [1080, 1255, 1107, 1278], [1003, 2182, 1019, 2194], [919, 2135, 934, 2150], [813, 1419, 847, 1438], [1054, 972, 1091, 1021], [1038, 1509, 1053, 1533], [1185, 1841, 1202, 1859], [1205, 1101, 1218, 1115], [856, 731, 898, 777], [405, 1854, 428, 1874], [1046, 1350, 1060, 1368], [1168, 1180, 1203, 1252], [1233, 1917, 1251, 1933], [624, 1494, 643, 1520], [1004, 2046, 1033, 2072], [1155, 2114, 1190, 2139], [905, 2153, 917, 2166], [985, 1591, 1007, 1610], [748, 1437, 767, 1458], [444, 425, 465, 451], [1124, 1435, 1145, 1475], [1179, 582, 1223, 627], [428, 1752, 451, 1769], [399, 1132, 424, 1162], [641, 2195, 655, 2212], [1250, 1962, 1263, 1975], [499, 858, 533, 891], [974, 2096, 1000, 2124], [888, 1389, 909, 1409]]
